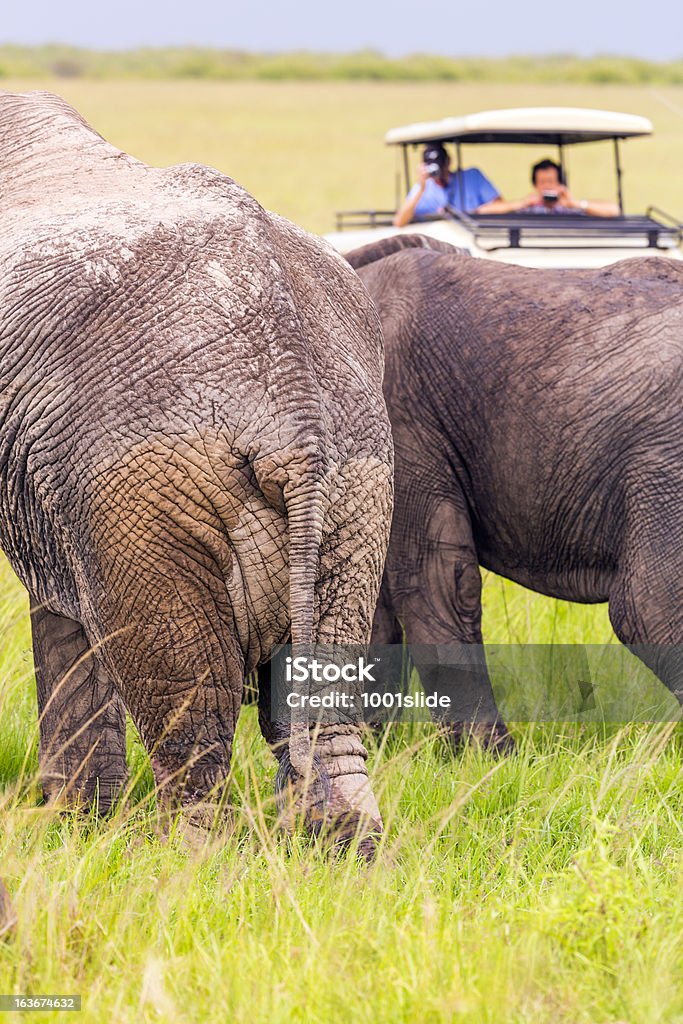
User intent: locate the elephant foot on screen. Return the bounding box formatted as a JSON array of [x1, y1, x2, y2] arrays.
[[0, 880, 17, 941], [151, 756, 233, 849], [275, 727, 383, 859], [40, 725, 128, 815], [168, 804, 234, 852], [446, 720, 515, 755], [326, 771, 384, 861], [41, 771, 127, 816], [275, 749, 331, 835]]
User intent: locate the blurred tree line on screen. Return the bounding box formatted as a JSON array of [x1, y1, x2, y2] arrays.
[[0, 46, 682, 83]]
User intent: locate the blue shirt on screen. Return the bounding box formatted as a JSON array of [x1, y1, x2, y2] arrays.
[[408, 167, 499, 218]]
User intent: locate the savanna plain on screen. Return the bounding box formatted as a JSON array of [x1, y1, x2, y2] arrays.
[[2, 80, 683, 1023]]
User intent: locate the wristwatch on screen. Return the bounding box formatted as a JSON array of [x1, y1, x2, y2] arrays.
[[579, 199, 589, 211]]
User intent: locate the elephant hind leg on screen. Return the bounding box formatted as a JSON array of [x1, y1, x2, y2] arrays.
[[258, 657, 317, 828], [370, 577, 403, 646], [102, 595, 245, 836], [257, 627, 386, 851], [30, 603, 127, 813], [388, 484, 511, 749], [269, 724, 382, 860], [609, 512, 683, 702]]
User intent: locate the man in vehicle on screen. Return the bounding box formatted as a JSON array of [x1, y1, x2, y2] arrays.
[[500, 159, 620, 217], [393, 143, 508, 227]]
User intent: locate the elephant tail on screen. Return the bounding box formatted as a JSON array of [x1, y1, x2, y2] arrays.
[[285, 472, 326, 778], [262, 467, 332, 832], [253, 446, 329, 810]]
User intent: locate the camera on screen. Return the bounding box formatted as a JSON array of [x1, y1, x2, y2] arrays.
[[542, 190, 560, 204], [426, 162, 441, 177]]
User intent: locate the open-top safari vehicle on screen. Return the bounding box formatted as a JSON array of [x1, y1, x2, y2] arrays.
[[326, 107, 683, 268]]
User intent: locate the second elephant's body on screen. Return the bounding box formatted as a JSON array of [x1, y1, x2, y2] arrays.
[[352, 236, 683, 733]]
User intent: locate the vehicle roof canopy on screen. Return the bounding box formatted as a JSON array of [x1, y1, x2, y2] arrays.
[[384, 107, 653, 147]]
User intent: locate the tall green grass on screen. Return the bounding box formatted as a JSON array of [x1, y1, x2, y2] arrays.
[[2, 556, 683, 1022]]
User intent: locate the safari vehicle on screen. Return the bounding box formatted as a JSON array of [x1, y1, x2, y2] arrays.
[[326, 107, 683, 268]]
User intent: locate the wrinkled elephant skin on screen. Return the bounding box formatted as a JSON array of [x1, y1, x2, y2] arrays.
[[0, 92, 393, 849], [350, 236, 683, 741]]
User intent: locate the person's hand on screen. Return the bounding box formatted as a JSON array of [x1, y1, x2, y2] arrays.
[[415, 163, 432, 189], [515, 192, 540, 211], [556, 184, 577, 209]]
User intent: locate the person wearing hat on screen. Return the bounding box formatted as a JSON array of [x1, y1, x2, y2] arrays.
[[393, 143, 506, 227]]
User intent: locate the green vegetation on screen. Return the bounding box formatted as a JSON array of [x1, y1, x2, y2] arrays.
[[2, 549, 683, 1021], [2, 45, 683, 85], [2, 80, 683, 1021]]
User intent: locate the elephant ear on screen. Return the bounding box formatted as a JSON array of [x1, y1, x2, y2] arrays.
[[345, 234, 469, 270], [0, 878, 16, 940]]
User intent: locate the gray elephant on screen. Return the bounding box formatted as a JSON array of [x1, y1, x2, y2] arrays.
[[0, 91, 393, 851], [348, 235, 683, 741]]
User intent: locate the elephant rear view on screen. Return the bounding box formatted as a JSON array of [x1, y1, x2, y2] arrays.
[[0, 91, 393, 850]]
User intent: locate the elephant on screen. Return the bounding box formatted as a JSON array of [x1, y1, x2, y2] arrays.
[[347, 235, 683, 742], [0, 90, 393, 852]]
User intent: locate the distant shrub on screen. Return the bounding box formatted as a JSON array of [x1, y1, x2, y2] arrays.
[[0, 45, 681, 84], [175, 59, 215, 79], [48, 58, 85, 78], [584, 58, 642, 84], [255, 53, 328, 80], [662, 61, 683, 84]]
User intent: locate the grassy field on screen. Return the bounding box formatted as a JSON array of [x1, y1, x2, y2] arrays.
[[1, 81, 683, 1022], [4, 79, 683, 233]]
